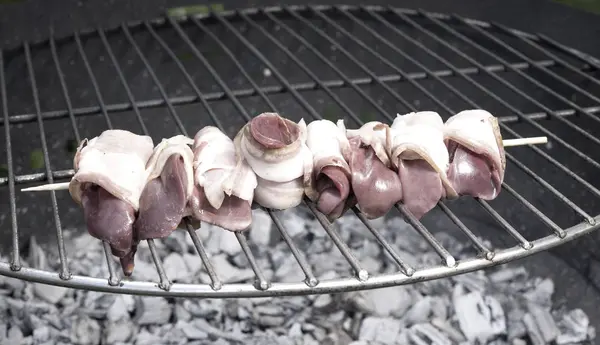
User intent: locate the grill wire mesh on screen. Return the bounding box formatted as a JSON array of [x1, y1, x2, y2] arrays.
[[1, 5, 600, 297]]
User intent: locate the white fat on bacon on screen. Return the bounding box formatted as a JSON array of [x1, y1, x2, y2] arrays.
[[389, 111, 456, 219], [69, 129, 155, 210], [304, 119, 353, 220], [444, 109, 505, 200], [235, 112, 313, 210], [194, 126, 257, 207], [345, 120, 391, 167]]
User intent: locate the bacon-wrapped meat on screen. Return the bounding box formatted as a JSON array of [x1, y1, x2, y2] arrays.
[[305, 119, 353, 220], [389, 112, 456, 219], [235, 112, 313, 210], [340, 120, 402, 219], [134, 135, 195, 247], [190, 126, 257, 231], [444, 109, 506, 200], [68, 129, 154, 276]]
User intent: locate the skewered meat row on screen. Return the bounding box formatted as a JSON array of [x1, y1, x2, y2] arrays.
[[64, 110, 506, 275]]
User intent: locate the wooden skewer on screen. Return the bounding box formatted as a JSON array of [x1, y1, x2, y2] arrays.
[[20, 182, 70, 192], [502, 136, 548, 147], [20, 136, 548, 193]]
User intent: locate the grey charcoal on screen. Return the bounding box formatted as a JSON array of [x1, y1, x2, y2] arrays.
[[249, 209, 274, 247], [409, 323, 452, 345], [71, 316, 102, 345], [358, 317, 402, 344], [104, 321, 134, 344], [162, 253, 190, 282], [134, 297, 173, 325], [523, 313, 545, 345], [183, 253, 203, 276], [452, 285, 506, 344], [176, 321, 208, 340], [210, 254, 255, 283], [556, 309, 591, 344], [526, 302, 559, 343]]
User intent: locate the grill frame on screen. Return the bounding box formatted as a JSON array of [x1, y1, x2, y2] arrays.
[[1, 4, 600, 298]]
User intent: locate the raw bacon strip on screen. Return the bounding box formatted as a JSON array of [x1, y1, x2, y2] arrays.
[[134, 135, 195, 244], [305, 119, 353, 220], [190, 126, 257, 231], [235, 112, 313, 209], [444, 109, 506, 200], [68, 129, 154, 276], [339, 120, 402, 219], [389, 112, 456, 220]]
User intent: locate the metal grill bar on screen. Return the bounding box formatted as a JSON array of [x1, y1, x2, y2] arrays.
[[49, 29, 81, 143], [0, 51, 20, 271], [460, 16, 600, 111], [235, 232, 270, 290], [361, 8, 600, 212], [437, 202, 494, 260], [102, 242, 119, 286], [51, 32, 120, 286], [147, 239, 170, 290], [537, 33, 600, 70], [0, 60, 556, 126], [168, 16, 254, 122], [439, 13, 600, 138], [242, 10, 369, 125], [73, 33, 113, 128], [24, 43, 71, 280], [493, 23, 600, 88], [187, 18, 278, 116], [213, 13, 322, 119], [396, 204, 456, 267], [391, 10, 600, 170], [268, 210, 319, 287], [352, 209, 415, 276], [97, 27, 149, 135], [477, 199, 532, 249], [1, 6, 600, 298], [501, 183, 565, 238], [122, 25, 188, 136], [307, 202, 368, 281], [185, 220, 222, 290]]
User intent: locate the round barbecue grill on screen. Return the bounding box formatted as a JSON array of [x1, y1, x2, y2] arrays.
[[1, 5, 600, 298]]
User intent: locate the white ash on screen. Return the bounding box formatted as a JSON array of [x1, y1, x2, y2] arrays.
[[0, 211, 597, 345]]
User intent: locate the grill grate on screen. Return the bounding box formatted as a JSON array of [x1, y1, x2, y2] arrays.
[[1, 5, 600, 297]]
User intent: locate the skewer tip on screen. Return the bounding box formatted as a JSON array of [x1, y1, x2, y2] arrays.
[[20, 182, 70, 192]]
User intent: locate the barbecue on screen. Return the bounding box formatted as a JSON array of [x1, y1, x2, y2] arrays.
[[0, 6, 599, 339]]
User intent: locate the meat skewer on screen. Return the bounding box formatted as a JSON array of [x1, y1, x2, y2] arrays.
[[234, 112, 313, 210], [19, 112, 549, 229], [130, 136, 196, 274], [388, 111, 457, 219], [66, 129, 155, 276], [190, 126, 257, 231], [444, 109, 506, 200], [340, 120, 403, 219], [304, 119, 354, 221]]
